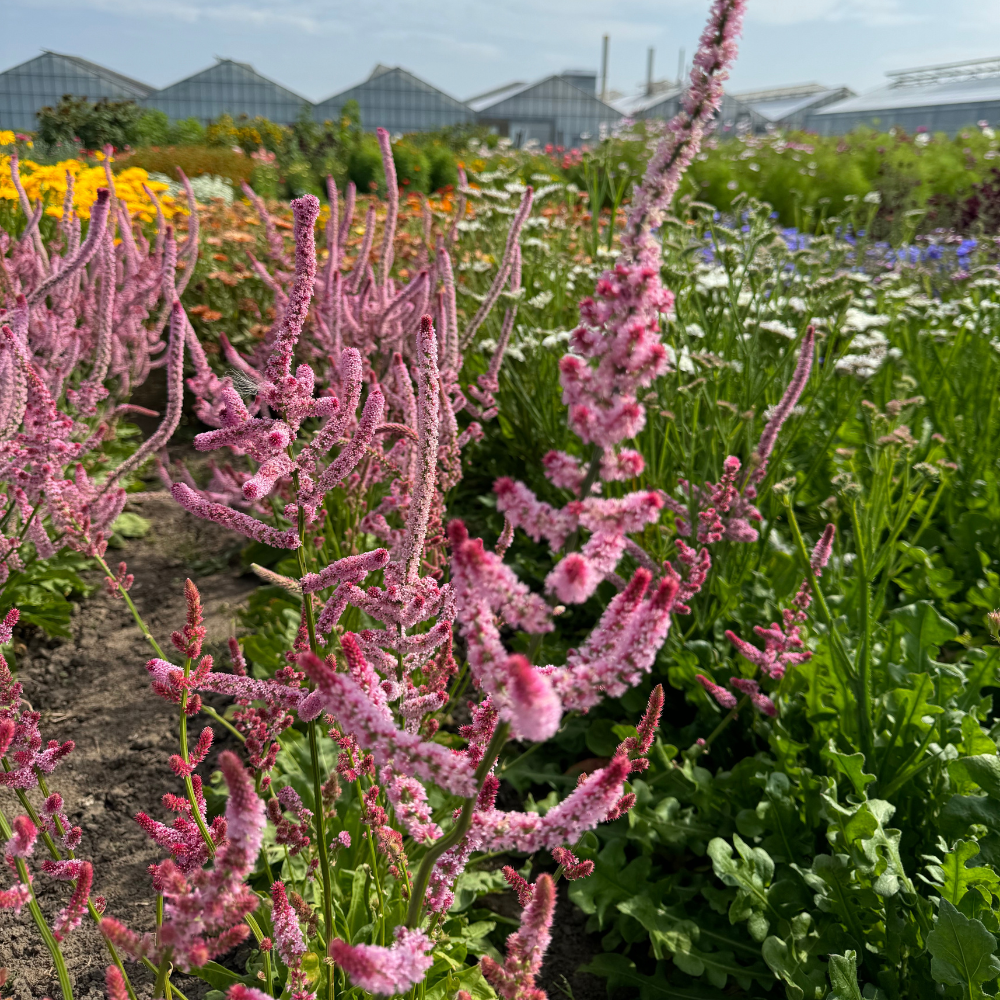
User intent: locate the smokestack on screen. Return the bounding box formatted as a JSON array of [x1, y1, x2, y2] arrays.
[[677, 47, 685, 86], [646, 47, 655, 96], [600, 34, 609, 102]]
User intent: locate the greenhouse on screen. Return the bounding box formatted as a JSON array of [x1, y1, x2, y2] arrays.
[[613, 85, 766, 134], [733, 83, 855, 130], [313, 65, 474, 134], [143, 58, 310, 125], [0, 50, 153, 132], [808, 56, 1000, 134], [469, 72, 620, 149]]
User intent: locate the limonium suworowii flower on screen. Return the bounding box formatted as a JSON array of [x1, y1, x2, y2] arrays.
[[622, 0, 747, 263], [270, 880, 307, 970], [102, 751, 265, 970], [749, 326, 815, 484], [328, 926, 434, 997], [298, 651, 477, 797], [40, 858, 93, 940], [447, 519, 559, 740], [481, 873, 556, 1000]]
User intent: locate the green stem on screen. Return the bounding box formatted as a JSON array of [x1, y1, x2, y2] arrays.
[[92, 551, 168, 659], [292, 468, 335, 1000], [848, 499, 875, 764], [8, 770, 138, 1000], [179, 655, 216, 853], [0, 806, 73, 1000], [153, 951, 173, 999], [406, 721, 510, 929], [201, 704, 246, 743]]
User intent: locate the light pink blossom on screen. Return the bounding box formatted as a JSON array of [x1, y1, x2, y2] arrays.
[[329, 926, 434, 997]]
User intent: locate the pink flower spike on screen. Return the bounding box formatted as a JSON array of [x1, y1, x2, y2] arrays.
[[552, 846, 594, 880], [753, 326, 815, 479], [227, 987, 274, 1000], [0, 608, 19, 645], [41, 858, 92, 939], [264, 195, 320, 387], [546, 552, 598, 605], [171, 483, 301, 549], [270, 881, 307, 970], [105, 966, 129, 1000], [481, 873, 556, 1000], [328, 926, 434, 996], [811, 523, 836, 576], [695, 674, 737, 710], [730, 677, 777, 717], [299, 549, 390, 594], [502, 865, 533, 906], [6, 815, 37, 857], [507, 654, 562, 742], [298, 652, 477, 796], [401, 315, 441, 584]]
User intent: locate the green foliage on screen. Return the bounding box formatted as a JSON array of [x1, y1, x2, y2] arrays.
[[36, 95, 145, 151], [387, 138, 431, 194]]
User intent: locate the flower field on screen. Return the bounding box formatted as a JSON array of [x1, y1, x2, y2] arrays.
[[7, 5, 1000, 1000]]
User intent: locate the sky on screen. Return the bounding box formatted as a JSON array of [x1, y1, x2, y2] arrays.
[[3, 0, 1000, 103]]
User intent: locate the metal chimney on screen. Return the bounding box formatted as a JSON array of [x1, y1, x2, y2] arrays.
[[600, 34, 609, 101], [646, 47, 655, 96]]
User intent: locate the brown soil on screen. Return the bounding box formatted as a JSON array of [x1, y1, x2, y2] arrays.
[[0, 495, 608, 1000], [0, 495, 254, 1000]]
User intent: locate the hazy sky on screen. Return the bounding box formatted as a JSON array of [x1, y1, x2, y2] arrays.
[[3, 0, 999, 102]]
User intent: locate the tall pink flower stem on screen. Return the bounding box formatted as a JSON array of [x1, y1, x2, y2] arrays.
[[621, 0, 747, 262]]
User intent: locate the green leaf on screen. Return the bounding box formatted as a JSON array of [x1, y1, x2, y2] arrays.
[[583, 954, 719, 999], [849, 799, 914, 897], [762, 932, 827, 1000], [449, 868, 512, 913], [929, 841, 1000, 906], [884, 673, 944, 743], [889, 601, 958, 674], [568, 840, 652, 929], [187, 961, 245, 990], [793, 854, 879, 951], [960, 715, 998, 757], [707, 834, 775, 941], [821, 742, 876, 798], [926, 898, 1000, 999], [424, 962, 496, 1000], [826, 951, 863, 1000], [617, 895, 772, 990], [950, 755, 1000, 800]]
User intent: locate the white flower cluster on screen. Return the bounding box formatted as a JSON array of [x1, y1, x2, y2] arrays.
[[149, 172, 234, 205]]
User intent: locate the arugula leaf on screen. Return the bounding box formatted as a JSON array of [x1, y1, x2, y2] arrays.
[[568, 839, 652, 929], [826, 951, 863, 1000], [926, 841, 1000, 906], [707, 834, 775, 941], [583, 954, 719, 999], [821, 742, 876, 798], [926, 899, 1000, 999], [617, 895, 772, 991]]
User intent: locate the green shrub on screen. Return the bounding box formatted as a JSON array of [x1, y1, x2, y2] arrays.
[[249, 162, 281, 199], [36, 95, 145, 150], [348, 134, 385, 194], [283, 160, 321, 198], [426, 142, 459, 191], [134, 109, 171, 146], [389, 138, 431, 194], [168, 118, 206, 145]]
